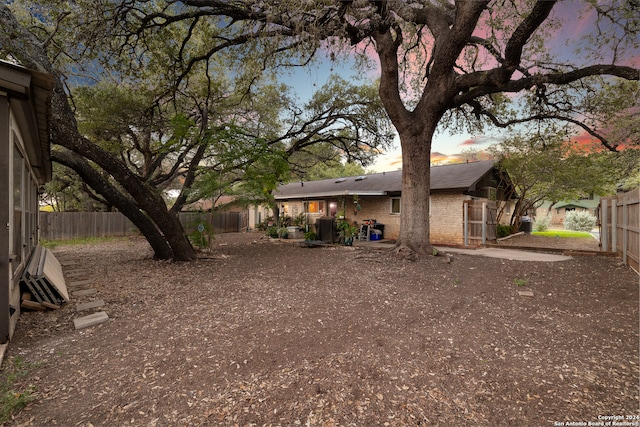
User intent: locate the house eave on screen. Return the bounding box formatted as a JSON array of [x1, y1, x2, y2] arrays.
[[274, 190, 387, 200], [0, 61, 54, 184]]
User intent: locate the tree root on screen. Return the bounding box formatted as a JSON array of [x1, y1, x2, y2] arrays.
[[391, 242, 448, 261]]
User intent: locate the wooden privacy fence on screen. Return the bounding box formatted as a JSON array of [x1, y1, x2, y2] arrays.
[[463, 200, 497, 246], [40, 212, 136, 240], [39, 211, 244, 240], [600, 188, 639, 273], [178, 211, 247, 234]]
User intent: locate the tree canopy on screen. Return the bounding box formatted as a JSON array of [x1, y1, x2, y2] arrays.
[[489, 125, 639, 227], [0, 1, 393, 260], [2, 0, 639, 259]]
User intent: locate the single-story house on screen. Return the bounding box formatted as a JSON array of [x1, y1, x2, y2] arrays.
[[535, 196, 601, 226], [273, 160, 516, 245], [0, 61, 54, 343]]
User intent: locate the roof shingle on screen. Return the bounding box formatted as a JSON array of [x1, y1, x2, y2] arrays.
[[274, 160, 496, 199]]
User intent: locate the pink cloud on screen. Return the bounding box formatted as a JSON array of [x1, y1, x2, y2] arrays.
[[459, 138, 477, 147], [457, 136, 500, 148]]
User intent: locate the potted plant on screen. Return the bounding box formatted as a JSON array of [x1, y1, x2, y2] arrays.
[[337, 221, 358, 246], [304, 230, 317, 241]]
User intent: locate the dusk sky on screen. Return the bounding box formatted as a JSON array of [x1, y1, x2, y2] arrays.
[[283, 1, 639, 172]]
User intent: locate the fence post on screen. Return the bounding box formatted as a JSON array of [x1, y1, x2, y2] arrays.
[[601, 199, 608, 252], [463, 201, 469, 246], [622, 196, 628, 264], [611, 197, 617, 253], [481, 202, 487, 245]]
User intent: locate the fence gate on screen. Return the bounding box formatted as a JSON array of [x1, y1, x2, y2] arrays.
[[600, 188, 639, 273], [463, 200, 497, 246]]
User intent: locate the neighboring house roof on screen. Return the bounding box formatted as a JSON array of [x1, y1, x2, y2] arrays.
[[0, 60, 54, 184], [553, 200, 600, 210], [274, 160, 498, 200], [184, 195, 236, 211], [539, 197, 601, 211]]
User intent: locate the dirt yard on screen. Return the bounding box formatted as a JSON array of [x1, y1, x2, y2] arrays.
[[4, 232, 639, 426]]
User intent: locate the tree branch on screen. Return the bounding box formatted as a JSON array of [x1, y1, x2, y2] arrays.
[[468, 99, 619, 151], [455, 64, 640, 107]]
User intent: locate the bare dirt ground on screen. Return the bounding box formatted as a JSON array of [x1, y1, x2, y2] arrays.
[[4, 232, 639, 426]]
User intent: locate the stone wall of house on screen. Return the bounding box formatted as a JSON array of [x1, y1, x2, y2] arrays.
[[275, 197, 402, 239], [274, 193, 483, 246], [430, 193, 467, 246], [343, 195, 401, 240]]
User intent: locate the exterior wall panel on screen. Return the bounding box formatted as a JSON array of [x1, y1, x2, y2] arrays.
[[0, 94, 10, 343]]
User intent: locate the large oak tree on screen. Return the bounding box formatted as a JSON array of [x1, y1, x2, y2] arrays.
[[3, 1, 639, 258], [105, 0, 639, 257], [0, 2, 392, 260]]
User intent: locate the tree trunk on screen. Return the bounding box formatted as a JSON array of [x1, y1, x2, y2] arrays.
[[394, 126, 437, 257], [53, 149, 174, 259], [373, 27, 449, 258], [50, 80, 197, 261], [0, 6, 197, 261]]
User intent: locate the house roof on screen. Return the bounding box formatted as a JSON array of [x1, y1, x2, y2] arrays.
[[0, 60, 54, 184], [274, 160, 498, 200], [539, 196, 601, 210], [554, 200, 600, 210]]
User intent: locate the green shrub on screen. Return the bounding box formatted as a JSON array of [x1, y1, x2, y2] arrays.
[[265, 226, 288, 238], [188, 221, 214, 249], [265, 226, 279, 238], [279, 215, 292, 227], [497, 224, 516, 238], [304, 231, 317, 241], [564, 210, 597, 232], [292, 213, 306, 227], [257, 217, 274, 231], [534, 215, 551, 232]]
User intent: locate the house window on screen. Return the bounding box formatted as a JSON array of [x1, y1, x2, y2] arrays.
[[487, 187, 497, 201], [13, 143, 23, 209], [308, 201, 324, 214], [12, 143, 24, 264], [391, 197, 400, 214]]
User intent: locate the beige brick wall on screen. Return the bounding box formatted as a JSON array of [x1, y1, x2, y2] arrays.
[[342, 196, 401, 240], [430, 193, 467, 245], [276, 194, 479, 246], [275, 197, 401, 238]]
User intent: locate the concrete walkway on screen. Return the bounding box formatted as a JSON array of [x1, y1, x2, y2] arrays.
[[292, 238, 573, 262], [436, 246, 573, 262], [351, 239, 573, 262]]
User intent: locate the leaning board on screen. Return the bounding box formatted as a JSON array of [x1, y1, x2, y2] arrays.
[[41, 248, 69, 302], [21, 246, 69, 305]]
